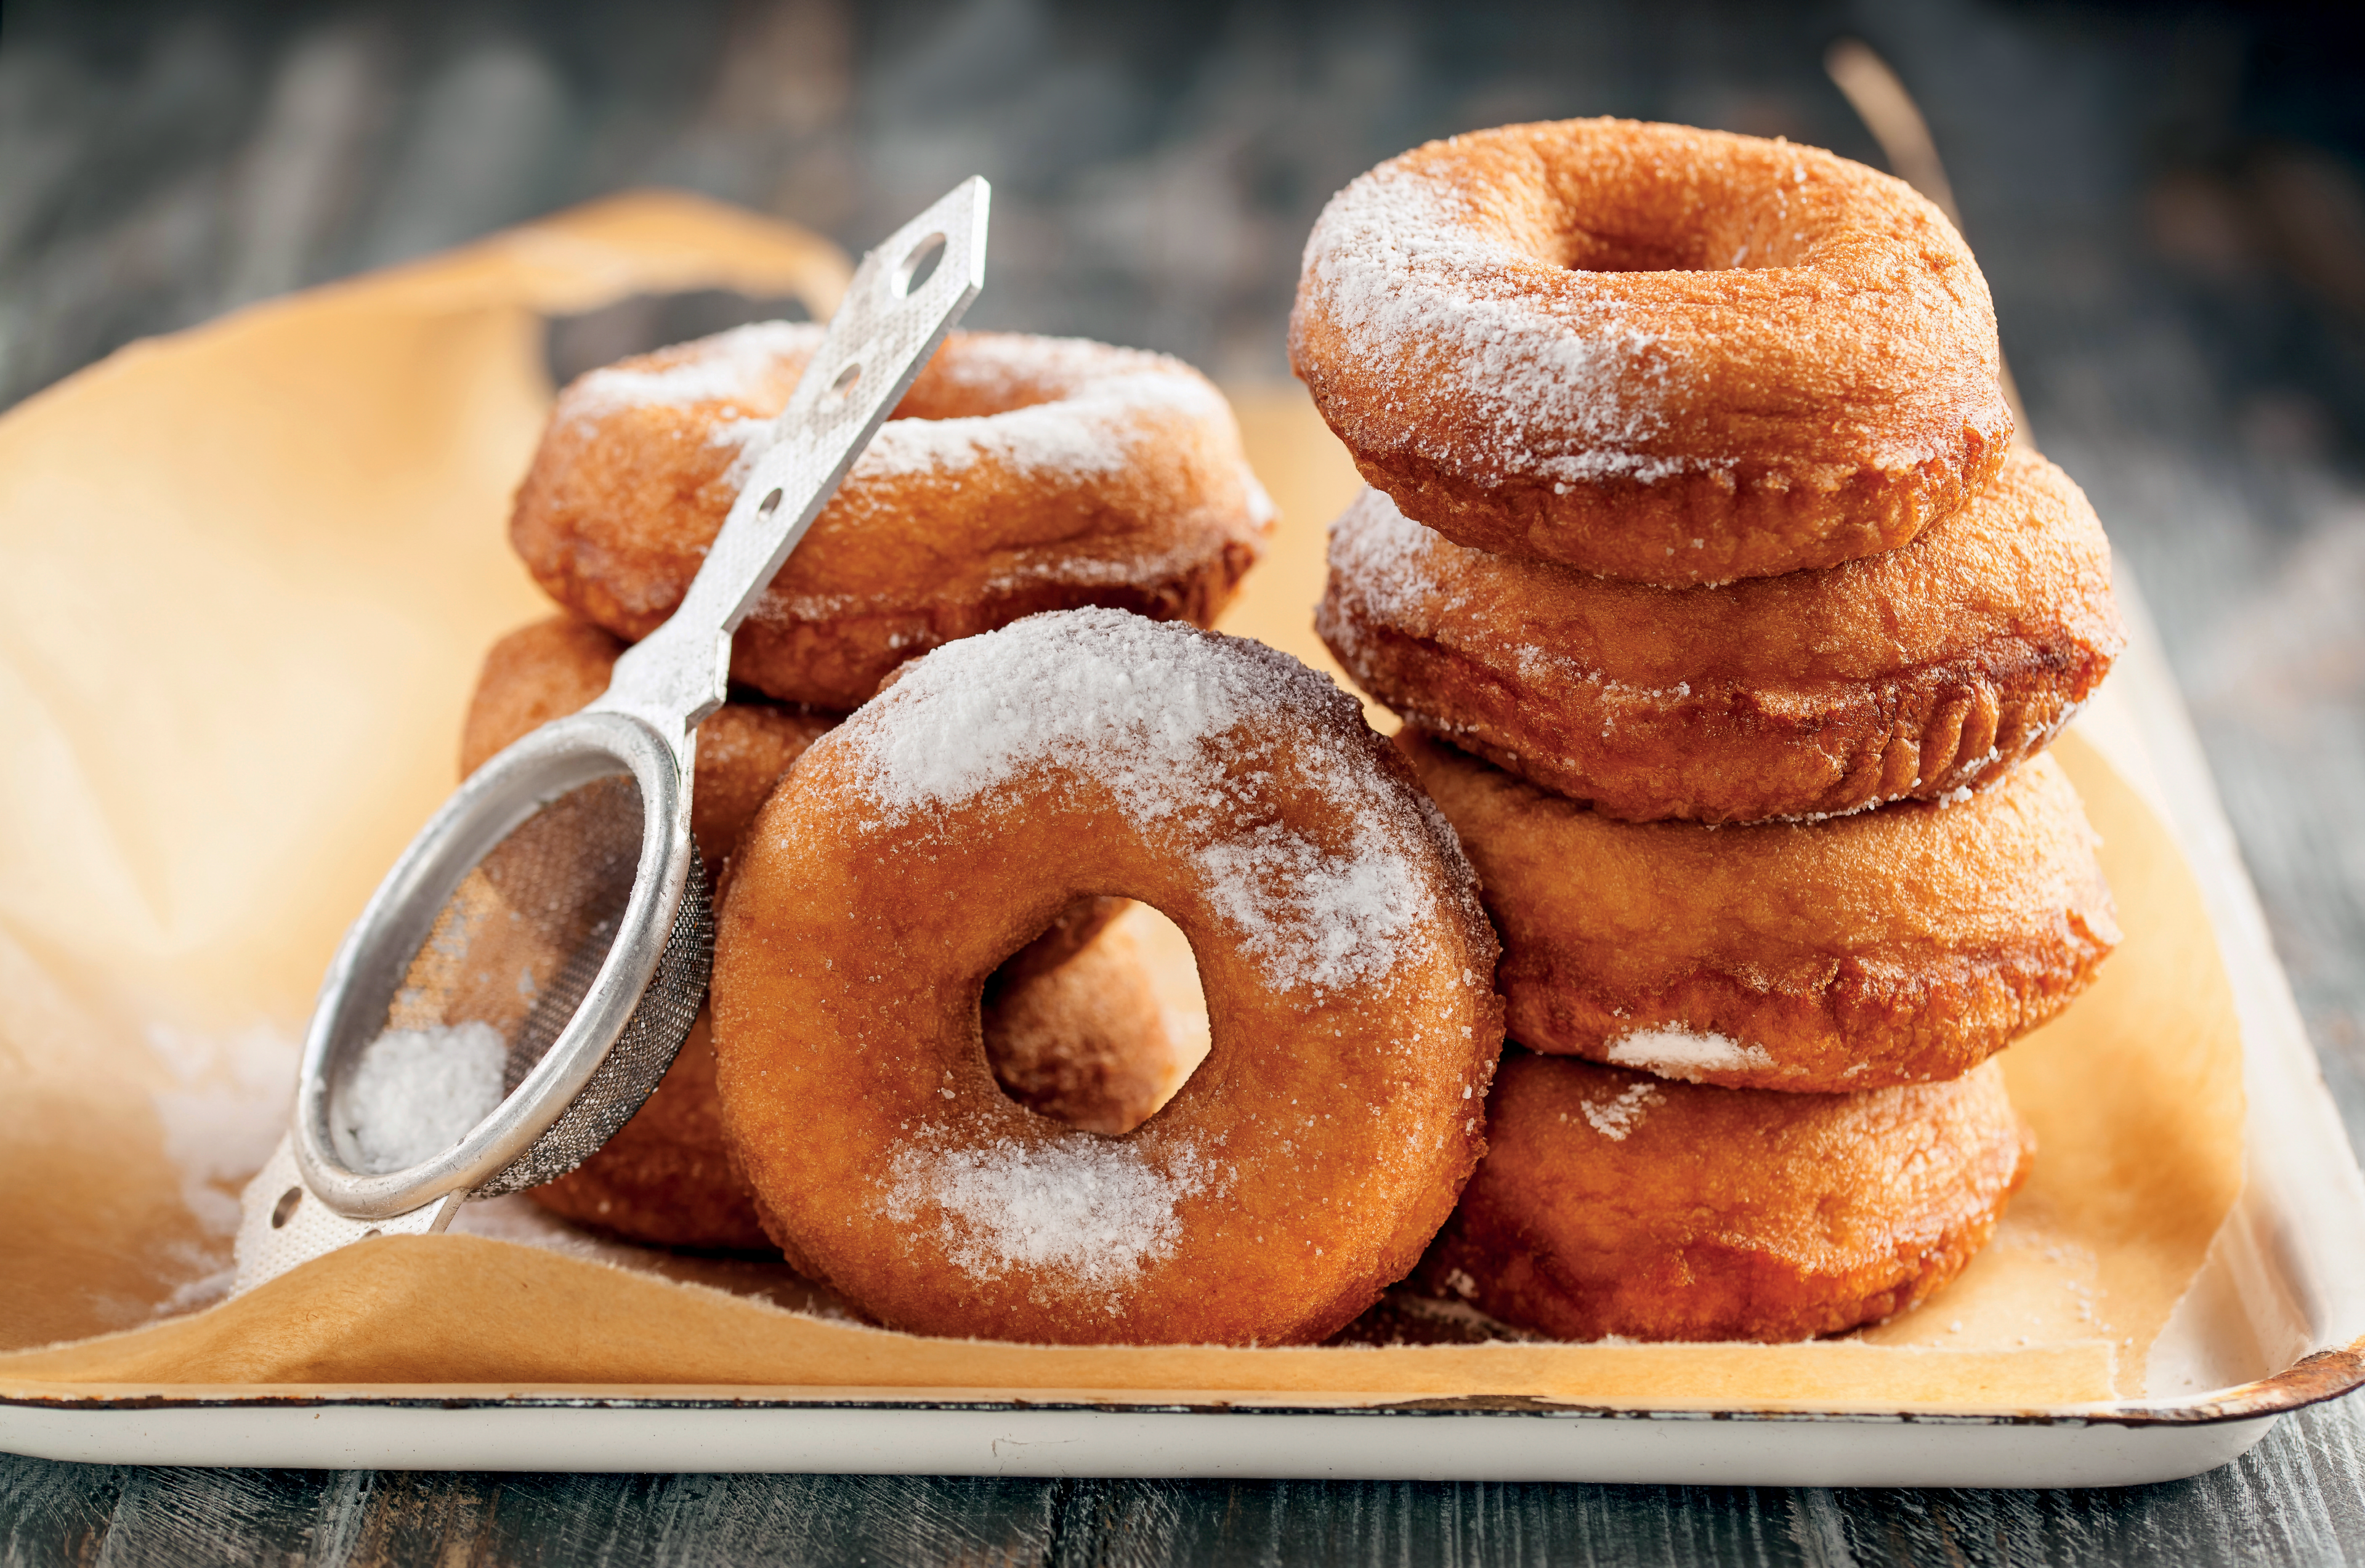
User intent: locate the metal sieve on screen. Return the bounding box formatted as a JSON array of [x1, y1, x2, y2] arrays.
[[233, 177, 990, 1295]]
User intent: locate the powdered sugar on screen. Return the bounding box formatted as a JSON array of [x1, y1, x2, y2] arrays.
[[1301, 164, 1695, 483], [329, 1021, 507, 1174], [564, 320, 818, 424], [1578, 1079, 1663, 1140], [839, 608, 1452, 995], [880, 1133, 1211, 1298], [1605, 1027, 1774, 1081]]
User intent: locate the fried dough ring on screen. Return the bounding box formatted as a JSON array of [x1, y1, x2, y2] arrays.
[[511, 327, 1272, 708], [713, 610, 1503, 1345], [1402, 735, 2119, 1091], [1322, 451, 2124, 823], [1419, 1051, 2032, 1341], [1290, 118, 2013, 584], [461, 615, 1157, 1248]]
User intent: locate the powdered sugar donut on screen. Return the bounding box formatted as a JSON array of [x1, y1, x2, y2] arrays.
[[1401, 735, 2119, 1092], [712, 609, 1504, 1344], [1290, 119, 2013, 584], [1320, 450, 2123, 824], [512, 328, 1272, 708]]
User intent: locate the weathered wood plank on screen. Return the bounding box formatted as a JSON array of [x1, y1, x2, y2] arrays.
[[6, 1394, 2361, 1566]]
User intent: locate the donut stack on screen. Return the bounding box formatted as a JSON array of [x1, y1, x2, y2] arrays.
[[1292, 118, 2127, 1341], [458, 325, 1274, 1249]]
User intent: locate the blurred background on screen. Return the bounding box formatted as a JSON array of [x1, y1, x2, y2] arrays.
[[4, 0, 2362, 1141]]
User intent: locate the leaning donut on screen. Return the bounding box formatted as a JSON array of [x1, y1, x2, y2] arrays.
[[1401, 734, 2119, 1091], [1322, 450, 2123, 823], [461, 615, 1162, 1248], [713, 608, 1504, 1344], [511, 327, 1273, 708], [1418, 1051, 2032, 1341], [1291, 119, 2013, 584]]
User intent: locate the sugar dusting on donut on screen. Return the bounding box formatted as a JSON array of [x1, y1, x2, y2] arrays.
[[1605, 1027, 1776, 1081], [847, 368, 1219, 482], [882, 1133, 1212, 1298], [564, 321, 818, 424], [1302, 165, 1689, 485], [658, 330, 1240, 488], [1575, 1080, 1661, 1142], [842, 608, 1455, 996]]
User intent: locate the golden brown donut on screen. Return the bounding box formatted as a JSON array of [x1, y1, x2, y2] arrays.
[[1290, 119, 2013, 584], [1321, 450, 2124, 824], [1402, 734, 2119, 1091], [511, 327, 1272, 708], [461, 615, 1149, 1248], [1418, 1051, 2033, 1342], [461, 614, 836, 875], [713, 609, 1504, 1345]]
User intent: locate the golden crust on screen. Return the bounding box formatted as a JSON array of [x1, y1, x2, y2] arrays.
[[528, 928, 1182, 1249], [462, 615, 1154, 1248], [713, 613, 1504, 1345], [510, 328, 1271, 708], [1322, 451, 2125, 823], [1402, 734, 2119, 1091], [461, 615, 836, 874], [1290, 119, 2013, 584], [1419, 1052, 2033, 1341]]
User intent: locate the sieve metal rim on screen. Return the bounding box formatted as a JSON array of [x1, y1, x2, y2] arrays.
[[291, 709, 690, 1220]]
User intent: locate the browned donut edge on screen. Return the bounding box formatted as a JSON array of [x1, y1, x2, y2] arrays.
[[1500, 934, 2114, 1089], [728, 538, 1261, 711], [1415, 1054, 2035, 1342], [1329, 610, 2106, 826], [1399, 735, 2120, 1092], [1341, 441, 2008, 588]]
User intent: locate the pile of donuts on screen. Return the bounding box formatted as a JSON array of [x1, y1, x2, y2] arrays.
[[1295, 119, 2125, 1340], [451, 116, 2128, 1352], [472, 324, 1277, 1250]]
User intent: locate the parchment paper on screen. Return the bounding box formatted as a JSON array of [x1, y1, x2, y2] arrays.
[[0, 195, 2243, 1411]]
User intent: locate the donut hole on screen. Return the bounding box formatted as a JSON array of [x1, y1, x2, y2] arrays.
[[980, 901, 1210, 1138], [887, 342, 1075, 423], [1535, 163, 1822, 274]]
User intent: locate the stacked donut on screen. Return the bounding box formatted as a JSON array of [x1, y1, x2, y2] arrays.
[[462, 325, 1275, 1248], [1293, 119, 2127, 1341]]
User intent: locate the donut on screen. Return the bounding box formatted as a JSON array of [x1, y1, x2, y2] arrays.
[[1418, 1051, 2033, 1342], [1319, 450, 2124, 824], [1290, 118, 2013, 584], [510, 327, 1273, 709], [460, 615, 1152, 1248], [1401, 733, 2119, 1091], [461, 614, 835, 875], [711, 608, 1504, 1345]]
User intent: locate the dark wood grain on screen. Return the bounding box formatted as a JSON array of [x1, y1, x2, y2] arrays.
[[4, 0, 2363, 1561], [5, 1399, 2363, 1565]]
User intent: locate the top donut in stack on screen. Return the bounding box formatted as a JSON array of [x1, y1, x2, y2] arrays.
[[1292, 119, 2127, 1340]]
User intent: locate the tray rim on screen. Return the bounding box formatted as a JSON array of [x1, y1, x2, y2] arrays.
[[1, 1339, 2359, 1429]]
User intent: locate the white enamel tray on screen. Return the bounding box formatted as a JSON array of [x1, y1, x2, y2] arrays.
[[6, 588, 2362, 1487]]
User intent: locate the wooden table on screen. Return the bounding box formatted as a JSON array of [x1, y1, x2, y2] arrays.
[[4, 0, 2362, 1559]]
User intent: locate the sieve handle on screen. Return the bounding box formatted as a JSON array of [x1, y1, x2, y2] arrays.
[[597, 177, 990, 736]]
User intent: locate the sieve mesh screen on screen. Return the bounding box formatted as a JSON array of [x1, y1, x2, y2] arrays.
[[323, 771, 711, 1195]]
